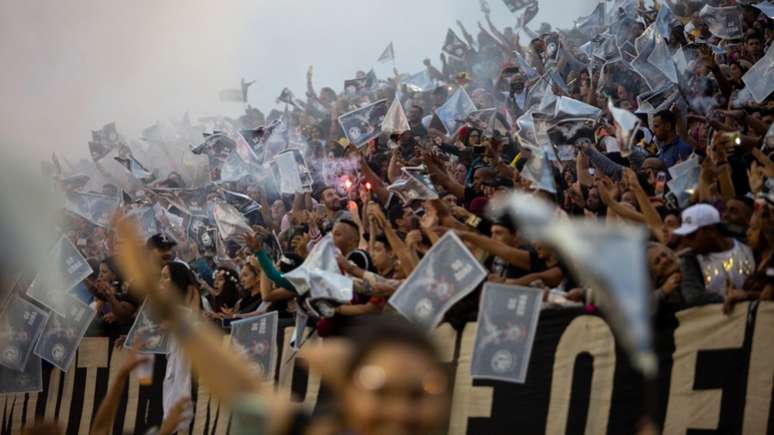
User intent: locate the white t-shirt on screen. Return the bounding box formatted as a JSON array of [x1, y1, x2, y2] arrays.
[[697, 239, 755, 297], [163, 338, 193, 433]]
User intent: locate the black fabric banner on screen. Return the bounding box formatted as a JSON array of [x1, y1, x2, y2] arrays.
[[1, 302, 772, 435]]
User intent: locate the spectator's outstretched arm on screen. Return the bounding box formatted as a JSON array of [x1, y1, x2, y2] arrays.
[[581, 145, 623, 180], [368, 204, 418, 275], [91, 344, 150, 435], [456, 231, 532, 270], [357, 153, 389, 205], [423, 153, 465, 198], [622, 168, 666, 239], [596, 176, 646, 223], [506, 266, 564, 288]]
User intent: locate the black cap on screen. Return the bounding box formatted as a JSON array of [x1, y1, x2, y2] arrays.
[[146, 233, 177, 249]]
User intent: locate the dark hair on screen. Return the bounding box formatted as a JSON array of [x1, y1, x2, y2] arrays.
[[410, 104, 424, 115], [100, 258, 123, 284], [313, 185, 336, 202], [336, 218, 360, 233], [746, 32, 763, 43], [216, 267, 242, 296], [344, 316, 441, 379], [654, 110, 677, 128], [373, 234, 391, 249], [213, 267, 241, 309], [165, 261, 197, 297]]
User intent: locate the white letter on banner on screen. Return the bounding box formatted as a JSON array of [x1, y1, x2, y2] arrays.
[[663, 303, 747, 433], [545, 315, 615, 435], [743, 302, 774, 435], [448, 323, 493, 435]]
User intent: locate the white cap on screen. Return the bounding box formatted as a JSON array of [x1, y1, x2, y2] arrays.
[[673, 203, 721, 236]]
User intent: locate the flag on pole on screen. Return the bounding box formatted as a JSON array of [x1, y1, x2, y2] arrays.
[[378, 42, 395, 63]]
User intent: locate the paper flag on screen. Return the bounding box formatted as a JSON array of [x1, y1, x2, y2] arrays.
[[338, 99, 389, 148], [33, 295, 95, 371], [230, 311, 278, 378], [471, 283, 542, 383], [742, 43, 774, 103], [699, 5, 744, 40], [382, 96, 410, 134], [378, 42, 395, 63], [0, 294, 49, 371], [436, 87, 477, 134], [389, 232, 488, 331]]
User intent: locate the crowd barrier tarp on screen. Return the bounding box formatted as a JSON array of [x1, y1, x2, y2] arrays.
[[1, 302, 772, 435]]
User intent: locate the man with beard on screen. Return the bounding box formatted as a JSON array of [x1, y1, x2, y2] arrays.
[[408, 105, 428, 139], [315, 186, 352, 234], [722, 197, 753, 241]]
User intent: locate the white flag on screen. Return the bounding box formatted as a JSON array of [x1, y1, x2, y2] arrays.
[[742, 43, 774, 103], [381, 96, 410, 134], [607, 100, 641, 157], [699, 5, 743, 40], [378, 42, 395, 63]]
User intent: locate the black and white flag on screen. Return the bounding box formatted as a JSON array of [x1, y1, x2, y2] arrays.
[[378, 42, 395, 63], [276, 88, 297, 106], [0, 294, 49, 371], [699, 5, 743, 40], [436, 87, 477, 134], [114, 155, 154, 182], [271, 149, 313, 194], [212, 202, 252, 243], [338, 99, 388, 148], [742, 43, 774, 103], [442, 29, 468, 60], [230, 311, 278, 378], [502, 0, 533, 13], [27, 236, 93, 315], [284, 234, 353, 302], [389, 232, 487, 331], [387, 166, 440, 204], [0, 355, 43, 394], [125, 300, 170, 354], [33, 295, 95, 371], [471, 283, 542, 384]]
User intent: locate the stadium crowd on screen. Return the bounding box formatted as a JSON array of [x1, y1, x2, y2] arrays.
[[18, 0, 774, 434]]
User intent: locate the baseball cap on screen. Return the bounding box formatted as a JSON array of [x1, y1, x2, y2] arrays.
[[672, 204, 720, 236], [146, 233, 177, 249]]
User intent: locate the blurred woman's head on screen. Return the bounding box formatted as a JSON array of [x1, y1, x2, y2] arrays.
[[647, 243, 679, 285], [160, 261, 198, 301], [214, 267, 241, 296], [98, 258, 122, 285], [239, 263, 260, 290], [340, 317, 450, 435]]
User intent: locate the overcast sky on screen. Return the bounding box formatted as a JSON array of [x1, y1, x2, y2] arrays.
[[0, 0, 598, 165]]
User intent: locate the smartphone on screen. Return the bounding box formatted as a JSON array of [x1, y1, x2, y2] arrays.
[[656, 171, 667, 194]]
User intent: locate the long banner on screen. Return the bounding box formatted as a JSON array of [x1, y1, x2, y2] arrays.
[[1, 302, 772, 435]]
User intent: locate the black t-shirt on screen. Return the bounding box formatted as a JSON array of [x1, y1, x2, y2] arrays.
[[484, 245, 546, 279], [237, 292, 263, 314]]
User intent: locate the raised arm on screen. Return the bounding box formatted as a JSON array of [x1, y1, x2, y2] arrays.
[[91, 345, 150, 435], [456, 230, 532, 270]]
